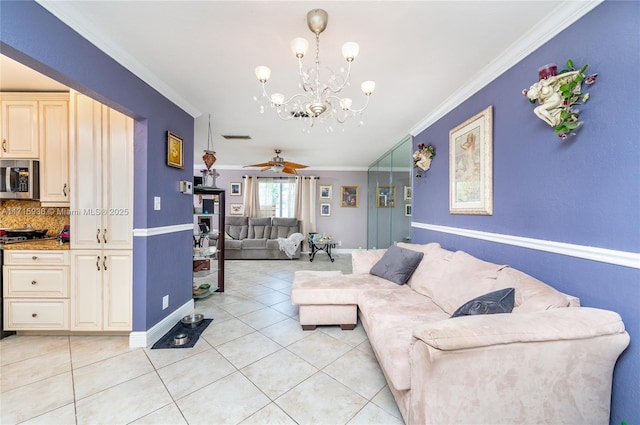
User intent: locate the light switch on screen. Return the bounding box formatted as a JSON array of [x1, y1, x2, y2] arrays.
[[154, 196, 161, 210]]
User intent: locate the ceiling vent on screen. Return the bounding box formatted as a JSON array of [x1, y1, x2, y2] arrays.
[[291, 111, 311, 118], [222, 135, 252, 140]]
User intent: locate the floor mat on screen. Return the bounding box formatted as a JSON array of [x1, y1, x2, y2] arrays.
[[151, 318, 212, 349]]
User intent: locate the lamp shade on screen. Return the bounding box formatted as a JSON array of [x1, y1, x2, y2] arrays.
[[361, 81, 375, 95], [255, 66, 271, 83], [291, 37, 309, 58], [341, 42, 360, 62], [340, 98, 353, 110]]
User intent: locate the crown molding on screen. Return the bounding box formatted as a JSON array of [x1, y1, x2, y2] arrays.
[[36, 0, 202, 118], [408, 0, 604, 136]]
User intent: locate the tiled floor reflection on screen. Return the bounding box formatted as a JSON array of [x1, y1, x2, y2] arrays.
[[0, 254, 404, 425]]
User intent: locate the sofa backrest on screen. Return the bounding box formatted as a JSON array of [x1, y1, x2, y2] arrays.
[[357, 243, 576, 315], [248, 217, 272, 239], [270, 217, 300, 239], [225, 216, 248, 240]]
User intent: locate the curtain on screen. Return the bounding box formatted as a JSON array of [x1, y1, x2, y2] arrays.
[[242, 176, 260, 217], [295, 176, 317, 250]]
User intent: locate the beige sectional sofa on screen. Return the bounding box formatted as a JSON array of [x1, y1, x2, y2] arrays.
[[221, 216, 302, 260], [290, 242, 630, 424]]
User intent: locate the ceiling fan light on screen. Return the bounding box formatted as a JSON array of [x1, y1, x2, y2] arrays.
[[291, 37, 309, 58], [342, 42, 359, 62], [255, 66, 271, 83], [272, 163, 284, 173], [270, 93, 285, 106], [361, 80, 376, 96]]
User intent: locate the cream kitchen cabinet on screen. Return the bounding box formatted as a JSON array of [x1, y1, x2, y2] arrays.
[[0, 97, 39, 158], [69, 90, 133, 249], [39, 99, 70, 205], [70, 250, 132, 331], [2, 250, 70, 330]]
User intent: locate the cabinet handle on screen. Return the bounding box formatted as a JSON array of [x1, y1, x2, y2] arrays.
[[103, 228, 107, 243], [103, 255, 108, 271], [96, 229, 101, 243], [31, 280, 38, 285], [96, 256, 101, 271], [2, 139, 6, 152], [63, 184, 68, 197], [32, 255, 38, 261], [32, 313, 38, 318]]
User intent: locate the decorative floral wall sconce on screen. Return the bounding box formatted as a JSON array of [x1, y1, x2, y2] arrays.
[[522, 59, 597, 139], [413, 143, 436, 179]]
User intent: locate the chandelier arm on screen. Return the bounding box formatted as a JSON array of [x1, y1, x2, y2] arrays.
[[325, 62, 353, 94], [297, 59, 315, 94], [345, 95, 371, 114]]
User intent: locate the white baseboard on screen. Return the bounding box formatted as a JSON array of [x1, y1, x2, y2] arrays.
[[128, 299, 195, 348]]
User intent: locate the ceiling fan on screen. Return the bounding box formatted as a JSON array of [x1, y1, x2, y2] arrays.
[[243, 149, 308, 174]]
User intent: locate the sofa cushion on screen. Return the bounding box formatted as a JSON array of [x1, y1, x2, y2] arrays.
[[397, 243, 455, 296], [369, 245, 424, 285], [418, 250, 511, 315], [451, 288, 515, 318], [496, 268, 572, 312], [351, 249, 387, 274], [241, 239, 267, 250], [225, 216, 248, 240], [248, 217, 272, 239], [359, 287, 449, 391], [270, 218, 299, 239], [224, 240, 243, 250]]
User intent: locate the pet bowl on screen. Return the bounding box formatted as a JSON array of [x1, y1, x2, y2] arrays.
[[181, 313, 204, 328], [173, 333, 189, 346]]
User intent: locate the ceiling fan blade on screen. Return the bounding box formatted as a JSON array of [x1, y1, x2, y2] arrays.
[[282, 161, 308, 169], [281, 166, 299, 175], [243, 161, 274, 168], [259, 166, 272, 172]]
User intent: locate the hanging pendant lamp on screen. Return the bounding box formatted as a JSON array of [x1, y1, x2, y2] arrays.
[[202, 114, 216, 171]]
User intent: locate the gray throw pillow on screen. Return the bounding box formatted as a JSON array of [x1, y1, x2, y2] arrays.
[[369, 245, 424, 285], [451, 288, 515, 318]]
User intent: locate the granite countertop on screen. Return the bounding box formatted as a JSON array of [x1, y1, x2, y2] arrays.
[[2, 239, 70, 250]]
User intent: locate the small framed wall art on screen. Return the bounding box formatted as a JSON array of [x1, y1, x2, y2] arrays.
[[230, 182, 242, 196], [404, 185, 412, 201], [167, 131, 184, 169], [449, 105, 493, 215], [319, 185, 332, 200], [320, 203, 331, 217], [229, 203, 244, 215], [340, 186, 359, 208], [405, 204, 412, 217]]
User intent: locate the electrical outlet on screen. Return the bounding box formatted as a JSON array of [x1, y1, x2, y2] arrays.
[[154, 197, 161, 210], [162, 295, 169, 310], [338, 241, 342, 246]]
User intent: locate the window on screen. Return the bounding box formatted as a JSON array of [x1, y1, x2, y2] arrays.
[[258, 178, 296, 218]]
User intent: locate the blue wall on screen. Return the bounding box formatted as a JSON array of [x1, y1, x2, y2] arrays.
[[1, 1, 196, 331], [411, 2, 639, 423]]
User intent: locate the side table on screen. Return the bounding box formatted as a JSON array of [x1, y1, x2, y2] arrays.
[[309, 238, 336, 262]]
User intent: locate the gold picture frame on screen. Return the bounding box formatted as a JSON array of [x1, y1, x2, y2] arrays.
[[376, 186, 396, 208], [340, 186, 359, 208], [449, 105, 493, 215], [167, 131, 184, 169]]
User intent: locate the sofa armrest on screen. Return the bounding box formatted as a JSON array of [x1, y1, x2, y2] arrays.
[[412, 307, 625, 351]]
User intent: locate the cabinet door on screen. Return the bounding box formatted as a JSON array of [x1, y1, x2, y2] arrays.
[[70, 250, 102, 330], [1, 100, 39, 158], [39, 100, 69, 205], [102, 108, 133, 249], [102, 250, 132, 331], [70, 91, 103, 249]]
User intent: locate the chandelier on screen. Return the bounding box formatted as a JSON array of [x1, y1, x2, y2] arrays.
[[255, 9, 375, 129]]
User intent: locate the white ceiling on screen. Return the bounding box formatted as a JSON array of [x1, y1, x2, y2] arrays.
[[3, 1, 599, 171]]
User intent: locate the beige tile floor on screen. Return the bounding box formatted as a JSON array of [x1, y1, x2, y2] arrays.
[[0, 253, 405, 425]]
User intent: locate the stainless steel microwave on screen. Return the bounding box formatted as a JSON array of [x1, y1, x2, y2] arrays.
[[0, 159, 40, 200]]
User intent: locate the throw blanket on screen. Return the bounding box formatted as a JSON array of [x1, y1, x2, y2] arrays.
[[277, 232, 305, 259]]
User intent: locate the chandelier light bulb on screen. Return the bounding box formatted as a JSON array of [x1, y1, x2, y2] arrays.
[[341, 42, 360, 62], [255, 66, 271, 83], [361, 81, 376, 96], [340, 98, 353, 110], [291, 37, 309, 58], [271, 93, 285, 106]]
